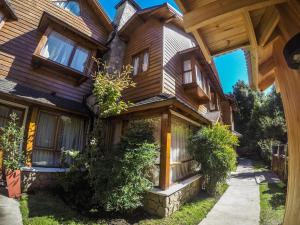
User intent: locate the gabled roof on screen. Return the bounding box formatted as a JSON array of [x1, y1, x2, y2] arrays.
[[0, 0, 18, 20], [118, 3, 183, 39], [115, 0, 141, 10], [87, 0, 113, 32]]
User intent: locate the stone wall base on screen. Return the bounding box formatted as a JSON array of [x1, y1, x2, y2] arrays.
[[144, 175, 202, 217], [21, 169, 64, 192]]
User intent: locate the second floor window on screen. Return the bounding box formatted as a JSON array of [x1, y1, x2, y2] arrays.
[[0, 11, 4, 23], [132, 50, 149, 76], [40, 31, 90, 72], [52, 0, 81, 16], [183, 60, 192, 84]]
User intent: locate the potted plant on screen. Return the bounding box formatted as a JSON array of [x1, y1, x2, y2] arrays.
[[0, 113, 24, 198]]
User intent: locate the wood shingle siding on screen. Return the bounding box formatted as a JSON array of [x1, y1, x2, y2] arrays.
[[0, 0, 110, 103], [162, 24, 208, 114], [122, 18, 163, 102]]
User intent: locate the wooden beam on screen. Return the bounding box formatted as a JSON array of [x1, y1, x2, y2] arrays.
[[258, 72, 275, 91], [174, 0, 187, 13], [183, 0, 287, 32], [243, 11, 259, 89], [193, 30, 212, 64], [25, 107, 39, 167], [159, 111, 171, 190], [259, 57, 276, 77], [256, 6, 280, 47]]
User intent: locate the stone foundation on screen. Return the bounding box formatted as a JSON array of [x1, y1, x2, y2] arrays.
[[21, 167, 66, 192], [144, 175, 202, 217]]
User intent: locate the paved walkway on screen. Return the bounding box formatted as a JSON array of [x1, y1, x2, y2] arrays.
[[0, 188, 23, 225], [199, 158, 260, 225]]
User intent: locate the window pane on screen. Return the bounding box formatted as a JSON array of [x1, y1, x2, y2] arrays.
[[41, 31, 75, 66], [195, 64, 203, 88], [183, 60, 192, 71], [133, 57, 139, 76], [142, 52, 149, 72], [35, 113, 58, 148], [0, 105, 10, 128], [0, 11, 4, 23], [53, 1, 80, 16], [70, 47, 89, 72], [59, 116, 84, 151], [183, 71, 192, 84]]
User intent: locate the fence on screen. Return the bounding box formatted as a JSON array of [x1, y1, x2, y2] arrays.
[[271, 144, 288, 182]]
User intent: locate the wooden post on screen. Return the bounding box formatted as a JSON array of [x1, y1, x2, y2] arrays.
[[159, 111, 171, 190], [25, 107, 39, 167]]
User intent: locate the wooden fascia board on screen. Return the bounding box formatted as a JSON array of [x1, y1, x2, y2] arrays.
[[256, 6, 280, 47], [183, 0, 287, 33], [38, 12, 108, 52], [88, 0, 113, 32]]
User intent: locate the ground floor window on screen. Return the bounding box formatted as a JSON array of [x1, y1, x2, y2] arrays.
[[0, 103, 24, 128], [170, 116, 198, 184], [32, 111, 85, 167]]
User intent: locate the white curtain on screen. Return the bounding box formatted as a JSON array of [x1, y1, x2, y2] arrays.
[[170, 117, 195, 183], [133, 57, 139, 76], [60, 116, 84, 151], [183, 60, 192, 84], [41, 31, 75, 66], [35, 113, 57, 149], [195, 64, 203, 88], [70, 47, 89, 72], [142, 52, 149, 72]]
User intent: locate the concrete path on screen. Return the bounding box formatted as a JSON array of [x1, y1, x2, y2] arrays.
[[0, 188, 23, 225], [199, 158, 260, 225]]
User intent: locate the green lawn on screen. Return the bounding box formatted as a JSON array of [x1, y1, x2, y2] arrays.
[[252, 160, 286, 225], [259, 182, 286, 225], [20, 185, 228, 225]]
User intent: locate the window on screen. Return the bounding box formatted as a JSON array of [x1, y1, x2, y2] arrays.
[[0, 104, 24, 129], [0, 11, 4, 24], [52, 0, 81, 16], [132, 50, 149, 76], [183, 60, 193, 84], [195, 64, 203, 88], [40, 31, 90, 72], [32, 111, 85, 167]]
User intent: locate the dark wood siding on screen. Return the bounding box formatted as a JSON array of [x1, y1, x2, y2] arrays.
[[0, 0, 109, 103], [122, 18, 163, 102], [162, 24, 208, 114]]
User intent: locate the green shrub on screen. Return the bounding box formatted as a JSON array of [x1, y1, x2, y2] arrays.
[[92, 120, 158, 212], [258, 139, 280, 165], [0, 113, 24, 171], [188, 123, 238, 195]]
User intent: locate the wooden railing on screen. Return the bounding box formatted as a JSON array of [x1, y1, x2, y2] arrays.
[[272, 144, 288, 182]]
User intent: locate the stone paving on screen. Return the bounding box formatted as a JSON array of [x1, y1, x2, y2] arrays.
[[199, 158, 260, 225], [0, 187, 23, 225]]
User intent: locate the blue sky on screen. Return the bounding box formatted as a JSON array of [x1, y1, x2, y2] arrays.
[[99, 0, 249, 94]]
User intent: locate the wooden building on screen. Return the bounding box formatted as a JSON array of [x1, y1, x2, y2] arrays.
[[174, 0, 300, 224], [0, 0, 112, 173]]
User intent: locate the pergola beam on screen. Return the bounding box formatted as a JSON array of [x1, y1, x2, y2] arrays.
[[183, 0, 287, 32], [256, 7, 280, 47], [193, 30, 212, 64]]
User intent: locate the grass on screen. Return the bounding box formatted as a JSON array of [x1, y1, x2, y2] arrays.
[[20, 192, 101, 225], [139, 184, 228, 225], [259, 182, 286, 225], [20, 184, 228, 225], [252, 159, 286, 225]]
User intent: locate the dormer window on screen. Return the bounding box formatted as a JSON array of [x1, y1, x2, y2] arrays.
[[132, 49, 149, 76], [40, 31, 90, 73], [52, 0, 81, 16]]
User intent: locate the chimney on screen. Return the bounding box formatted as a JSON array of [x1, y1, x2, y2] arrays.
[[104, 0, 141, 72]]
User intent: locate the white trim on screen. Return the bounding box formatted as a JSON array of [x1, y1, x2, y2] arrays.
[[21, 167, 69, 173], [0, 99, 29, 151], [170, 110, 202, 127], [148, 174, 201, 197]]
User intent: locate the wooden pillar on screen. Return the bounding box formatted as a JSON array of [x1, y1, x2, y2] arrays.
[[25, 107, 39, 167], [273, 4, 300, 224], [159, 111, 171, 190]]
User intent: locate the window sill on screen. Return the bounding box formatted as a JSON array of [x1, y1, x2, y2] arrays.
[[21, 167, 69, 173], [31, 54, 89, 85], [148, 174, 201, 197]]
